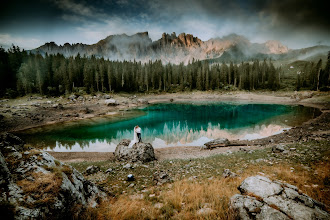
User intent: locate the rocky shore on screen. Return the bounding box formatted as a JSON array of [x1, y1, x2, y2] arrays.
[[0, 91, 329, 219], [1, 91, 328, 162], [1, 91, 329, 133]]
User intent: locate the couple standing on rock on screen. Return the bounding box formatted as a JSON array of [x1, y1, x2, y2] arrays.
[[128, 125, 142, 148]]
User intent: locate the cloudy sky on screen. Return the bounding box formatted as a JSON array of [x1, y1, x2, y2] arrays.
[[1, 0, 329, 50]]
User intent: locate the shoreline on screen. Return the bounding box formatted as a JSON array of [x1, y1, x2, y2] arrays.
[[2, 91, 329, 133], [1, 91, 329, 162]]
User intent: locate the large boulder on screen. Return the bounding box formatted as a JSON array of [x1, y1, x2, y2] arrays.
[[105, 99, 118, 106], [272, 144, 286, 153], [0, 133, 106, 219], [114, 139, 156, 163], [230, 175, 329, 220]]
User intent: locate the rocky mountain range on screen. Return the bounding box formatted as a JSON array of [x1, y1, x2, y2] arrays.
[[32, 32, 329, 64]]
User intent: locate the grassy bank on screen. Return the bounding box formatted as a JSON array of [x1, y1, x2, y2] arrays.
[[70, 140, 330, 219]]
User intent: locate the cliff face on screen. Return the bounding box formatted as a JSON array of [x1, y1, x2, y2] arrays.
[[33, 32, 290, 64], [0, 133, 106, 219]]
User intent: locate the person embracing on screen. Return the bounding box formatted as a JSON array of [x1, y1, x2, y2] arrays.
[[135, 125, 142, 143]]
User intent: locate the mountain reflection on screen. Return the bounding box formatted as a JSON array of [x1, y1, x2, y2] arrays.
[[16, 103, 320, 152]]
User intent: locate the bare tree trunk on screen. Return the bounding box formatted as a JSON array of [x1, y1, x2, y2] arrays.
[[317, 69, 320, 91]]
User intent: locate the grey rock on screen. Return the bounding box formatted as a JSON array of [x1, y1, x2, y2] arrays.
[[272, 144, 285, 153], [238, 175, 283, 198], [115, 139, 156, 163], [105, 168, 113, 173], [85, 165, 100, 175], [103, 94, 111, 99], [230, 194, 253, 220], [105, 99, 118, 106], [153, 171, 172, 185], [257, 205, 290, 220], [123, 163, 132, 169], [0, 134, 106, 219], [222, 169, 238, 178], [231, 175, 330, 220], [204, 138, 230, 149]]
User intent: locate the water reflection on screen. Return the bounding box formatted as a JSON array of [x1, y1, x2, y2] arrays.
[[16, 103, 320, 152]]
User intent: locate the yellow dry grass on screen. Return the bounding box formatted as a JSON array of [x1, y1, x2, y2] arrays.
[[17, 172, 62, 195], [87, 161, 329, 220]]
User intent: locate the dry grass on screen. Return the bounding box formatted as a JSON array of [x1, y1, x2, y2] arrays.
[[17, 171, 63, 208], [17, 172, 62, 194], [85, 160, 329, 219], [74, 140, 329, 219]]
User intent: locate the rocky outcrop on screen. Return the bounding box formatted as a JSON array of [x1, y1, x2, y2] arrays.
[[114, 139, 156, 163], [272, 144, 286, 153], [264, 40, 289, 54], [32, 32, 300, 65], [204, 138, 230, 149], [0, 133, 106, 219], [230, 175, 329, 220]]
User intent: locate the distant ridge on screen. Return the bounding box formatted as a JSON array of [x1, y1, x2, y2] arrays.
[[32, 32, 329, 64]]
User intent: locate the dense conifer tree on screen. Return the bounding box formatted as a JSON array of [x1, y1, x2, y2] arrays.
[[1, 47, 329, 97]]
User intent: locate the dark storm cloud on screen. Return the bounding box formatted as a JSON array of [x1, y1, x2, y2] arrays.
[[0, 0, 329, 49], [263, 0, 330, 29]]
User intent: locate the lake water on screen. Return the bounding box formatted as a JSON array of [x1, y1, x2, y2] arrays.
[[16, 102, 320, 152]]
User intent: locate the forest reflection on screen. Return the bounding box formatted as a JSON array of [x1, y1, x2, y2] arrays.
[[17, 103, 320, 152]]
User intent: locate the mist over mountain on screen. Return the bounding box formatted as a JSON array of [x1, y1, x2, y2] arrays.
[[32, 32, 329, 64]]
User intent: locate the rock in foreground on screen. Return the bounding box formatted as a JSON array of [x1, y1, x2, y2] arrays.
[[114, 139, 156, 163], [0, 133, 106, 219], [230, 175, 329, 220]]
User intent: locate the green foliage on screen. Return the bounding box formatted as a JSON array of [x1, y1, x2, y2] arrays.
[[1, 47, 329, 97]]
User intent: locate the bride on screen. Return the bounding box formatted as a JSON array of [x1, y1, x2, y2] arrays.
[[128, 125, 139, 148]]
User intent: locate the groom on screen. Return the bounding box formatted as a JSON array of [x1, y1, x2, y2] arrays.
[[135, 125, 142, 142]]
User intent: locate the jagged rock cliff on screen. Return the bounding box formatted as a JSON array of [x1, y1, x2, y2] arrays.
[[32, 32, 290, 64]]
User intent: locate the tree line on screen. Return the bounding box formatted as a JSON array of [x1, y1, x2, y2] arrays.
[[0, 46, 329, 97], [296, 52, 330, 91]]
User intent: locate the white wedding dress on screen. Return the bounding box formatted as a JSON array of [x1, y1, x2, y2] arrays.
[[128, 127, 138, 148]]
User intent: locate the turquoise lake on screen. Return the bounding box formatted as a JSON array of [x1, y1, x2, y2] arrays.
[[16, 102, 320, 152]]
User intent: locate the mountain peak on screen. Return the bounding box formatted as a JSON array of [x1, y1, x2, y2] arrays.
[[135, 31, 149, 37], [264, 40, 288, 54], [158, 32, 202, 48], [31, 31, 302, 64]]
